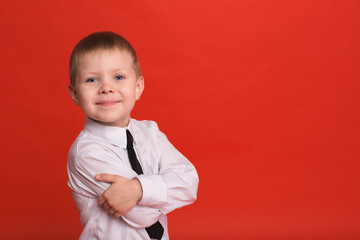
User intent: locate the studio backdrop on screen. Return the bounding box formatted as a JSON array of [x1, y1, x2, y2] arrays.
[[1, 0, 359, 239]]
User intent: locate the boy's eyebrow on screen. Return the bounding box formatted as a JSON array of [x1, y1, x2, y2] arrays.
[[78, 71, 100, 78], [78, 68, 129, 78], [111, 68, 128, 73]]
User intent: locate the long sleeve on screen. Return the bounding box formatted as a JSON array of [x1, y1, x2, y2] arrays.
[[136, 123, 199, 214], [68, 143, 161, 228]]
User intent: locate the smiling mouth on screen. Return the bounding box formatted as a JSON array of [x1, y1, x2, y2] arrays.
[[96, 100, 120, 106]]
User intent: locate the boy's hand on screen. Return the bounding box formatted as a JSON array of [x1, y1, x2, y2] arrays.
[[95, 174, 143, 218]]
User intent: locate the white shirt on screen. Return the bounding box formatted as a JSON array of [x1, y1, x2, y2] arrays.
[[67, 118, 199, 240]]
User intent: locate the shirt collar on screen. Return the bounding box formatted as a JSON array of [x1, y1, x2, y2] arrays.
[[83, 118, 133, 149]]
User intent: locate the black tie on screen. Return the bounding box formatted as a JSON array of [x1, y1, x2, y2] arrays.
[[126, 129, 164, 240]]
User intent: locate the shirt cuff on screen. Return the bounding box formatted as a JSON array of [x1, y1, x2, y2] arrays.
[[136, 174, 167, 207]]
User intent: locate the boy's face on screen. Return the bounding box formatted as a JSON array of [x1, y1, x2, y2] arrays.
[[69, 48, 144, 127]]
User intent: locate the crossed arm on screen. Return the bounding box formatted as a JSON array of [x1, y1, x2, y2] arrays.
[[95, 131, 199, 219], [68, 147, 162, 228], [69, 128, 198, 227], [95, 173, 143, 218]]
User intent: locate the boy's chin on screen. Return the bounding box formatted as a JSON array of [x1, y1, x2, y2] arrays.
[[90, 117, 130, 127]]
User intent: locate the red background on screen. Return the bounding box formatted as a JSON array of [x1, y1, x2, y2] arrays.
[[1, 0, 360, 239]]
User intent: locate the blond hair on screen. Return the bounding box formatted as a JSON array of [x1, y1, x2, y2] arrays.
[[69, 31, 141, 86]]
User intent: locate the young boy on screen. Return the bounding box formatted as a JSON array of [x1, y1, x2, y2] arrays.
[[67, 31, 199, 239]]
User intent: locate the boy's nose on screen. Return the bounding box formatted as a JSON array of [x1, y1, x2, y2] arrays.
[[99, 81, 114, 94]]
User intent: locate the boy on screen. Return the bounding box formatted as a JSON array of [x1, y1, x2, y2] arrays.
[[67, 31, 199, 239]]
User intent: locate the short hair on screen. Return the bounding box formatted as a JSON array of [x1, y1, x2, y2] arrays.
[[69, 31, 141, 86]]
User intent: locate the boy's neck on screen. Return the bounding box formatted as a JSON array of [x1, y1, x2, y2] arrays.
[[88, 117, 131, 128]]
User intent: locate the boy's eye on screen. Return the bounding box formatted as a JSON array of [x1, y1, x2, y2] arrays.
[[115, 75, 124, 80], [86, 78, 97, 83]]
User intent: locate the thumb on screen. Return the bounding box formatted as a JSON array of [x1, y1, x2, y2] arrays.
[[95, 173, 119, 183]]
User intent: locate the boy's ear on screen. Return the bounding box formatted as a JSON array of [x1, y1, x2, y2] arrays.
[[68, 84, 80, 105], [135, 76, 145, 100]]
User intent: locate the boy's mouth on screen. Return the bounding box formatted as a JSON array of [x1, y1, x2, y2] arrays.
[[96, 100, 120, 106]]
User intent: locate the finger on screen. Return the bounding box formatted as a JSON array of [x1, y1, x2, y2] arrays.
[[98, 194, 106, 206], [95, 173, 118, 183], [103, 202, 111, 210], [108, 207, 116, 215], [114, 212, 122, 218]]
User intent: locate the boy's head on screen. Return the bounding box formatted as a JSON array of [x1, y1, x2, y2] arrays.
[[68, 31, 144, 127], [69, 31, 142, 86]]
